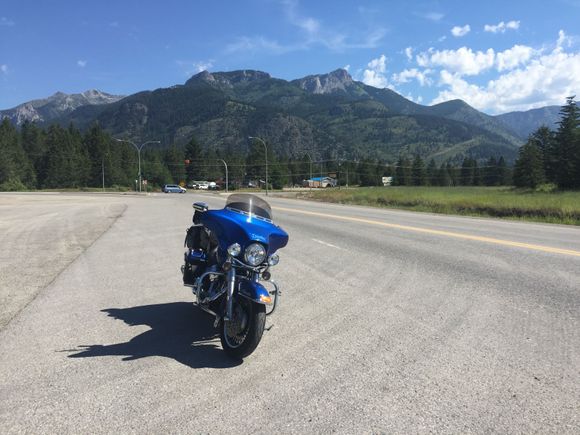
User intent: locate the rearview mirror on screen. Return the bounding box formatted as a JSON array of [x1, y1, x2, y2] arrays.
[[192, 202, 209, 212]]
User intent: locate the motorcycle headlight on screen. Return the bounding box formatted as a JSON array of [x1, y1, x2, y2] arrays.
[[244, 243, 266, 266], [227, 243, 241, 257], [268, 253, 280, 266]]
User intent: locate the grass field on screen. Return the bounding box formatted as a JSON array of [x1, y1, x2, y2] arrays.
[[294, 187, 580, 225]]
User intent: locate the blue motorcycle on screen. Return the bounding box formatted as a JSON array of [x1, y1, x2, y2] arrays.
[[182, 194, 289, 358]]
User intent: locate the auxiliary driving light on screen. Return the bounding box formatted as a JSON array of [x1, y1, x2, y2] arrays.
[[227, 243, 241, 257], [267, 253, 280, 266]]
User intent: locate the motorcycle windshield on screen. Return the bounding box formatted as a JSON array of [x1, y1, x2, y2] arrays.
[[225, 194, 273, 221]]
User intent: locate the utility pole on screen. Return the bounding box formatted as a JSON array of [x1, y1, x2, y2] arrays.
[[305, 153, 313, 192]]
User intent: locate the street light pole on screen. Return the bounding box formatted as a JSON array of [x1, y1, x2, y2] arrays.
[[218, 159, 228, 193], [101, 156, 105, 192], [305, 152, 313, 192], [248, 136, 268, 196], [115, 139, 160, 192]]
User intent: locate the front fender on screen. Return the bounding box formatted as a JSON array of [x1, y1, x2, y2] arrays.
[[237, 279, 272, 305]]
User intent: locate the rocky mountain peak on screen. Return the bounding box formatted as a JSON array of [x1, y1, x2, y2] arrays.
[[292, 68, 354, 94], [185, 69, 271, 89], [1, 90, 124, 125]]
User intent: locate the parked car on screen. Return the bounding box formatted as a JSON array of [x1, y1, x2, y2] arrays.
[[197, 182, 209, 190], [163, 184, 186, 193]]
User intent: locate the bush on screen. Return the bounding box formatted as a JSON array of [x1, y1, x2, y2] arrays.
[[0, 178, 28, 192], [535, 183, 557, 193]]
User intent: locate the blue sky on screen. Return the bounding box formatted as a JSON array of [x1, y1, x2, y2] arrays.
[[1, 0, 579, 113]]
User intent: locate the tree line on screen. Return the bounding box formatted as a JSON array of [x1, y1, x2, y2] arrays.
[[0, 97, 577, 191], [0, 119, 512, 190], [513, 96, 580, 189]]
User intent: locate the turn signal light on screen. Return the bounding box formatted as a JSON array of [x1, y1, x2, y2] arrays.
[[260, 295, 272, 304]]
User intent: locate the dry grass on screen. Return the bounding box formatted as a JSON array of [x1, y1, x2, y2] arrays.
[[295, 186, 580, 225]]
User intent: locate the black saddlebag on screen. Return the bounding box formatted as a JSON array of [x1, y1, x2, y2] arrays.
[[185, 225, 205, 250]]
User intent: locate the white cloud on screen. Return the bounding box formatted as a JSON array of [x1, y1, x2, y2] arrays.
[[176, 60, 215, 76], [422, 12, 445, 22], [417, 46, 495, 76], [0, 17, 15, 26], [496, 45, 534, 71], [362, 54, 389, 88], [557, 29, 571, 48], [484, 20, 520, 33], [451, 25, 471, 37], [297, 17, 320, 35], [406, 93, 424, 104], [430, 33, 580, 113], [392, 68, 433, 86], [225, 36, 293, 54], [416, 44, 536, 76], [227, 1, 386, 55], [77, 60, 87, 68], [343, 64, 351, 71], [1, 64, 8, 74], [404, 46, 413, 61]]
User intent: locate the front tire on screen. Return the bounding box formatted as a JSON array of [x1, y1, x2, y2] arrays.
[[220, 298, 266, 359]]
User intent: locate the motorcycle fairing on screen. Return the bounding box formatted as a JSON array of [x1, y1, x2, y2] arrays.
[[201, 208, 288, 255]]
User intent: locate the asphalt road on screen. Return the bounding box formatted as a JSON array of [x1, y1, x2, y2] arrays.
[[0, 192, 579, 434]]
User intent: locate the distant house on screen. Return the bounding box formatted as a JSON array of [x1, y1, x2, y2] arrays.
[[382, 176, 393, 186], [303, 176, 337, 188]]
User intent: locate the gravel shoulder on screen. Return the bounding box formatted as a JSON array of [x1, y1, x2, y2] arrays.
[[0, 193, 127, 329]]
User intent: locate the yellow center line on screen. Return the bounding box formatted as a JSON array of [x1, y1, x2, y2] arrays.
[[273, 205, 580, 258]]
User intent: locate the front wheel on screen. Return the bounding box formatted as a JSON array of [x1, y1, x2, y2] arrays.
[[220, 298, 266, 359]]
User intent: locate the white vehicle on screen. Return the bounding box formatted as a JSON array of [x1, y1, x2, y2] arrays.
[[197, 182, 209, 190]]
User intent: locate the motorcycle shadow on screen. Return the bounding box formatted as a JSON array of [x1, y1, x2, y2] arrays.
[[68, 302, 241, 369]]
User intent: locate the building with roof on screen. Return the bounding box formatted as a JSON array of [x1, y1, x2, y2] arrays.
[[303, 176, 337, 188]]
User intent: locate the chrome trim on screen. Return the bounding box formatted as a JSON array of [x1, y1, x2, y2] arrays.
[[225, 267, 236, 321], [193, 301, 218, 318], [266, 280, 280, 316], [192, 270, 225, 304]]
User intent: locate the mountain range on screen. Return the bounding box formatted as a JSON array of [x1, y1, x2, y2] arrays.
[[0, 90, 124, 125], [0, 69, 563, 163]]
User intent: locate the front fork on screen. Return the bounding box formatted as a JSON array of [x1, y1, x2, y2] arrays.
[[225, 266, 236, 321]]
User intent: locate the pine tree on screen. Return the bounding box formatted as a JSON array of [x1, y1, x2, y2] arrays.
[[497, 156, 510, 185], [20, 121, 45, 188], [426, 159, 437, 186], [84, 123, 112, 187], [359, 160, 377, 186], [0, 118, 35, 189], [460, 158, 476, 186], [554, 96, 580, 189], [436, 163, 452, 186], [411, 155, 426, 186], [394, 156, 411, 186], [43, 124, 91, 188], [164, 146, 186, 184], [513, 138, 545, 188], [246, 139, 267, 185], [269, 156, 288, 189], [184, 136, 204, 182], [484, 157, 498, 186], [530, 126, 557, 183]]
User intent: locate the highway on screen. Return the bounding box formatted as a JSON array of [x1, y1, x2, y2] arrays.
[[0, 192, 579, 433]]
